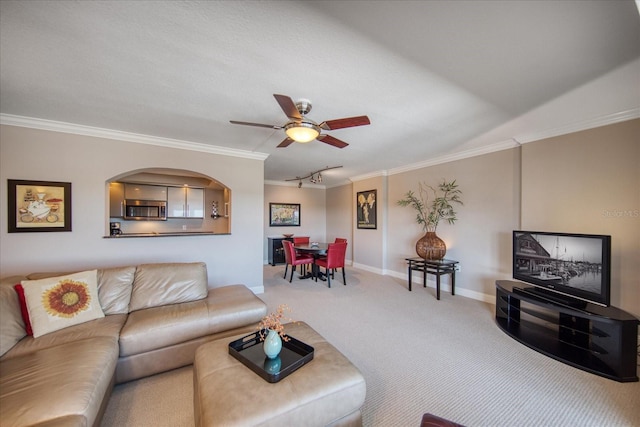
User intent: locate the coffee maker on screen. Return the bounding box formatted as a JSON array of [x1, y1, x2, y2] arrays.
[[110, 222, 122, 236]]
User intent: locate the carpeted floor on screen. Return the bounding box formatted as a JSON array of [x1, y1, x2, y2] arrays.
[[102, 265, 640, 426]]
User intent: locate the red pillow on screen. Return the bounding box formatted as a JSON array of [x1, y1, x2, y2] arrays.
[[14, 284, 33, 336]]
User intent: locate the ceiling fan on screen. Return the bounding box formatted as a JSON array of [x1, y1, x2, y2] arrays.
[[230, 94, 370, 148]]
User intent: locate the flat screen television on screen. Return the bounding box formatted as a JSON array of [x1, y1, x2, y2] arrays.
[[512, 230, 611, 307]]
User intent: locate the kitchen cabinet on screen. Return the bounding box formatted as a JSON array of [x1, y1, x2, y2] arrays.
[[109, 182, 125, 217], [167, 187, 204, 218], [124, 183, 167, 201]]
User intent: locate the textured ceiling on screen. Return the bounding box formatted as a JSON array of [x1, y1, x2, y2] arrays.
[[1, 1, 639, 187]]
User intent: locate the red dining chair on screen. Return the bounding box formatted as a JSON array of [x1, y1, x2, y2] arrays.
[[292, 236, 311, 274], [317, 238, 347, 276], [282, 240, 313, 283], [293, 236, 310, 245], [315, 242, 347, 288], [293, 236, 310, 260]]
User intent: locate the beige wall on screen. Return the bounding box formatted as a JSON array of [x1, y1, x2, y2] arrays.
[[261, 120, 638, 317], [0, 125, 266, 292], [4, 119, 636, 316], [263, 184, 326, 263], [521, 119, 639, 315], [352, 176, 386, 271], [326, 183, 353, 261], [388, 148, 521, 301]]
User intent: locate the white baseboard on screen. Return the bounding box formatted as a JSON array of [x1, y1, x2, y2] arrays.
[[380, 265, 495, 304], [264, 260, 495, 304]]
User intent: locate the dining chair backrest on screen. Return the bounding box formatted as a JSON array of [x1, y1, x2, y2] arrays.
[[334, 238, 347, 244], [282, 239, 294, 264], [293, 236, 310, 245], [324, 242, 347, 269]]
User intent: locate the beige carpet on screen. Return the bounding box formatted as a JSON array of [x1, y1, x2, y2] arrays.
[[102, 265, 640, 426]]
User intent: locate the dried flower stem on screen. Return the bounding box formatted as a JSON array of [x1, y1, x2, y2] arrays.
[[258, 304, 295, 342]]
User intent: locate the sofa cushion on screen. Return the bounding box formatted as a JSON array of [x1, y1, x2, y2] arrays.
[[0, 277, 27, 357], [98, 266, 135, 315], [1, 313, 127, 361], [21, 270, 105, 338], [119, 297, 210, 357], [0, 336, 119, 427], [119, 284, 266, 357], [25, 267, 135, 315], [128, 262, 208, 312]]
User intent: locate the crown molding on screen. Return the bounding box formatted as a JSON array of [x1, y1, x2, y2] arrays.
[[385, 138, 520, 177], [514, 108, 640, 144], [0, 114, 270, 161], [352, 108, 640, 179], [349, 170, 388, 183]]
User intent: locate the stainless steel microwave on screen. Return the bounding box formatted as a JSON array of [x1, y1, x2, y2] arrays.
[[123, 200, 167, 221]]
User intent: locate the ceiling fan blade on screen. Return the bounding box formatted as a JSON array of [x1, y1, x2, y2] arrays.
[[274, 94, 302, 120], [319, 115, 370, 130], [230, 120, 282, 129], [277, 137, 295, 148], [317, 134, 349, 148]]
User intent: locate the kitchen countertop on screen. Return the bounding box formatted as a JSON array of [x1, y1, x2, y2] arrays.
[[104, 232, 227, 238]]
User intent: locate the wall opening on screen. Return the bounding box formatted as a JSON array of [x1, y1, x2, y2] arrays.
[[106, 168, 231, 236]]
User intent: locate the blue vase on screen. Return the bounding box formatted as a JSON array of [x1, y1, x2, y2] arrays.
[[263, 329, 283, 359]]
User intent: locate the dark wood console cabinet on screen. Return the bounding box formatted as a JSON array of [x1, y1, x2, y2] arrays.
[[268, 237, 293, 266], [496, 280, 639, 382]]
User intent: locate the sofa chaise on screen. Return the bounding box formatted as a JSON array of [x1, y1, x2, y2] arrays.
[[0, 262, 267, 427]]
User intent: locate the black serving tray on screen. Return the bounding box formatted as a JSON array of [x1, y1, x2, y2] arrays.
[[228, 330, 314, 383]]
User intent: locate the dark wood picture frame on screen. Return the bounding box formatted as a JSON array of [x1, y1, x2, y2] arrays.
[[357, 189, 377, 229], [8, 179, 72, 233], [269, 203, 300, 227]]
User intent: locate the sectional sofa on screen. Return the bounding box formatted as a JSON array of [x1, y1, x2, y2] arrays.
[[0, 262, 267, 427]]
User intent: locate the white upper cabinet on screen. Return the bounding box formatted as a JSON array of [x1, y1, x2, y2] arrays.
[[124, 184, 167, 201], [167, 187, 204, 218]]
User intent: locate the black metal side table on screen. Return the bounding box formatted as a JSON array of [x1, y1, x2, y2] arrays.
[[406, 258, 459, 300]]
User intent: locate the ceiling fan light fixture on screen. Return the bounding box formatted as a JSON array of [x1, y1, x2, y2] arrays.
[[285, 122, 320, 143]]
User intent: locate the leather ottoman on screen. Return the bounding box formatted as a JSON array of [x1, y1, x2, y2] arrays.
[[194, 322, 366, 427]]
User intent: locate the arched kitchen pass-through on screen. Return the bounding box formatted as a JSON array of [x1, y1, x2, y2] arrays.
[[106, 168, 230, 237]]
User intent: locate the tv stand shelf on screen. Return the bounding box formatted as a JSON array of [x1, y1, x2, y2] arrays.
[[496, 280, 639, 382]]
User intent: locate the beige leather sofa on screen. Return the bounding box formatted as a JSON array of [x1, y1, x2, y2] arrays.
[[0, 262, 267, 427]]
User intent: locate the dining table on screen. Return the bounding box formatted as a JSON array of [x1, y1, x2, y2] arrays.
[[293, 243, 329, 280]]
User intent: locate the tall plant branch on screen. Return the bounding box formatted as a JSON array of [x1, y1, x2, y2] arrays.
[[397, 179, 463, 232]]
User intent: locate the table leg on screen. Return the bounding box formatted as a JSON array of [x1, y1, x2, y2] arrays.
[[408, 264, 412, 291], [451, 270, 456, 296], [423, 266, 427, 288], [436, 274, 441, 300]]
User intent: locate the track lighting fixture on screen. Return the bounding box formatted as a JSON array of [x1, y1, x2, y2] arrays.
[[285, 165, 343, 188]]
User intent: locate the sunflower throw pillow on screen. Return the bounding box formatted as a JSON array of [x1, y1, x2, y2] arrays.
[[20, 270, 105, 338]]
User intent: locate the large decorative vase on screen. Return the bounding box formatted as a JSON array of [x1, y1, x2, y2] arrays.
[[416, 229, 447, 260], [263, 329, 283, 359]]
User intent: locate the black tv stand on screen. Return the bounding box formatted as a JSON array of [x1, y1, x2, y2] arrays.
[[496, 280, 639, 382], [512, 286, 588, 311]]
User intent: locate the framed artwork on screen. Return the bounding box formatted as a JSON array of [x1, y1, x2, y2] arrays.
[[357, 189, 377, 229], [269, 203, 300, 226], [8, 180, 72, 233]]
